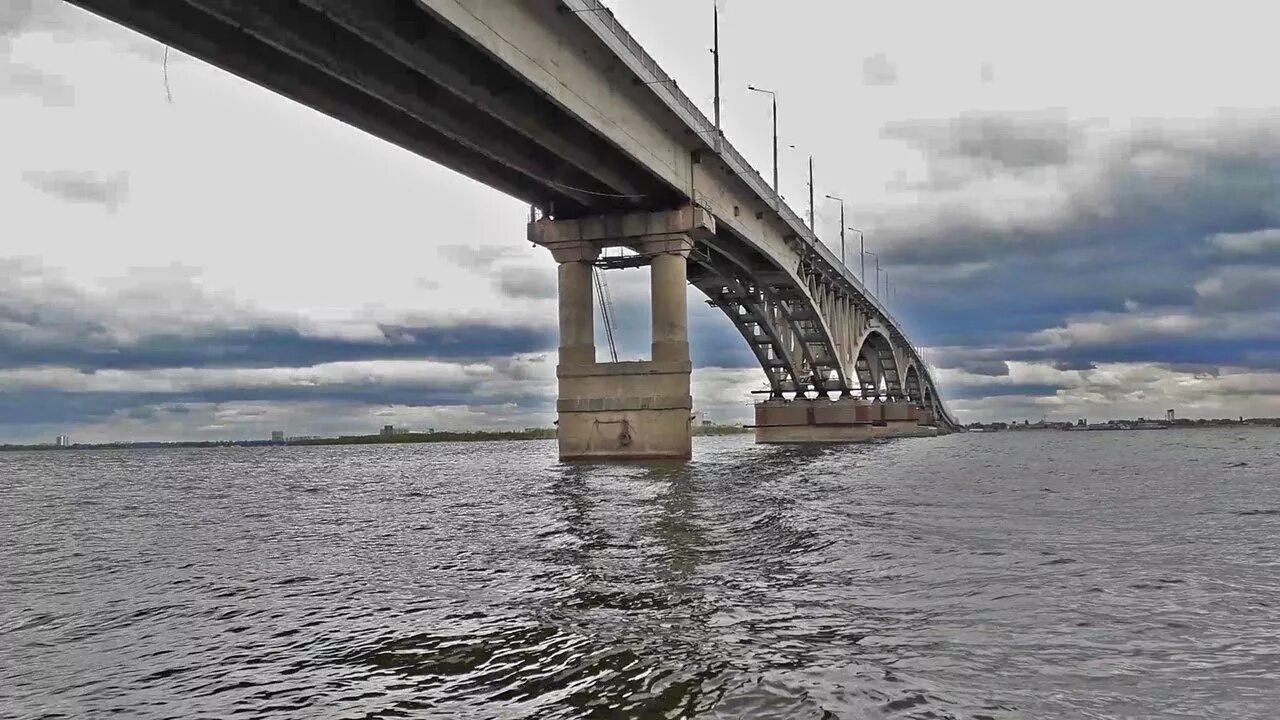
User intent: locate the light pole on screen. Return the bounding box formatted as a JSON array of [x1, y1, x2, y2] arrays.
[[825, 194, 844, 266], [711, 1, 721, 147], [848, 227, 866, 286], [746, 85, 778, 196], [786, 144, 813, 229], [866, 250, 881, 297], [808, 155, 815, 230]]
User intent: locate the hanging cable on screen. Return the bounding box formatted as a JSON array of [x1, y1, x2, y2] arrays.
[[593, 267, 620, 362], [163, 46, 174, 103], [536, 174, 648, 200]]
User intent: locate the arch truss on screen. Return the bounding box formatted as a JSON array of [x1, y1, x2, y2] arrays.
[[686, 230, 956, 430]]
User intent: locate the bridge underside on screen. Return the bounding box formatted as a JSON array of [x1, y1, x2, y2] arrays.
[[70, 0, 681, 217], [67, 0, 958, 448]]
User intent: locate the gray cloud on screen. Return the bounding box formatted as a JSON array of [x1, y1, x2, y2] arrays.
[[0, 61, 74, 105], [947, 358, 1011, 377], [865, 114, 1280, 290], [862, 52, 898, 86], [0, 259, 556, 371], [1, 396, 559, 444], [944, 360, 1280, 423], [0, 0, 170, 113], [1194, 267, 1280, 312], [494, 265, 556, 300], [437, 244, 526, 273], [0, 0, 73, 105], [1, 0, 169, 59], [0, 0, 44, 37], [883, 111, 1078, 171], [0, 363, 761, 443], [21, 170, 129, 210]]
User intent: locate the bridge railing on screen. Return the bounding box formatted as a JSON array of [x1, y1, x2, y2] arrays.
[[566, 0, 959, 429]]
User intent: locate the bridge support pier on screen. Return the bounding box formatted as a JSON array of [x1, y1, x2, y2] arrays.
[[872, 401, 938, 438], [531, 207, 714, 461], [753, 397, 875, 444]]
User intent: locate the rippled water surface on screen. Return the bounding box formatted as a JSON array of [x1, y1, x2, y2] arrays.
[[4, 430, 1280, 718]]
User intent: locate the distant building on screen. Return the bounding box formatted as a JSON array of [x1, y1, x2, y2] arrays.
[[271, 431, 285, 443], [55, 435, 70, 447], [1166, 409, 1175, 423], [381, 425, 397, 437]]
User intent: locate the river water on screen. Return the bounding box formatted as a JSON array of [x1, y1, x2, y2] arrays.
[[3, 430, 1279, 719]]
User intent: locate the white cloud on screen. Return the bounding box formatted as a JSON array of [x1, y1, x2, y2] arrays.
[[947, 362, 1280, 423], [1029, 311, 1210, 349], [1208, 228, 1280, 256]]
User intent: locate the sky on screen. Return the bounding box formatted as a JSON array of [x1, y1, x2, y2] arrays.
[[2, 0, 1279, 443]]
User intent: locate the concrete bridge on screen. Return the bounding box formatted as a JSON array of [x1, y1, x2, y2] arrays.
[[68, 0, 961, 459]]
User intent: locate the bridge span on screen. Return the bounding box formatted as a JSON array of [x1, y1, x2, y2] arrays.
[[67, 0, 961, 459]]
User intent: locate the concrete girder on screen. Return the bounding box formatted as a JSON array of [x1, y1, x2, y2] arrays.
[[295, 0, 652, 205], [66, 0, 581, 211], [184, 0, 631, 212]]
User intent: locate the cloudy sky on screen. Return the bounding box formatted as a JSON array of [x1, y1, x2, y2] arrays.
[[2, 0, 1279, 443]]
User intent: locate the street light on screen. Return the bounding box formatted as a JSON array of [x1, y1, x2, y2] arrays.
[[785, 143, 814, 229], [746, 85, 778, 196], [807, 154, 814, 230], [848, 227, 866, 286], [711, 1, 720, 144], [865, 250, 881, 297], [825, 194, 845, 266]]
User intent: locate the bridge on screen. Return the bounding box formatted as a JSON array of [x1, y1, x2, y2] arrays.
[[67, 0, 961, 459]]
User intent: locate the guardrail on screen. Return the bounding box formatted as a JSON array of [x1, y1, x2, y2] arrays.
[[565, 0, 959, 429]]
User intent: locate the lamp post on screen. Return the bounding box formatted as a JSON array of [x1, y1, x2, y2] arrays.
[[848, 227, 866, 286], [786, 144, 814, 229], [808, 155, 814, 230], [825, 194, 844, 266], [746, 85, 778, 196], [866, 250, 881, 297], [711, 1, 720, 148]]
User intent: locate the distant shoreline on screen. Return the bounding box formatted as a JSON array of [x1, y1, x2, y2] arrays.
[[967, 418, 1280, 433], [0, 423, 751, 452]]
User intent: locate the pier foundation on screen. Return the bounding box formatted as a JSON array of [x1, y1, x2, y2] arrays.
[[872, 401, 938, 438], [753, 397, 876, 444]]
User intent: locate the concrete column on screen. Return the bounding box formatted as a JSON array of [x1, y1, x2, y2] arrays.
[[558, 260, 595, 365], [528, 207, 711, 461], [650, 251, 689, 363]]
